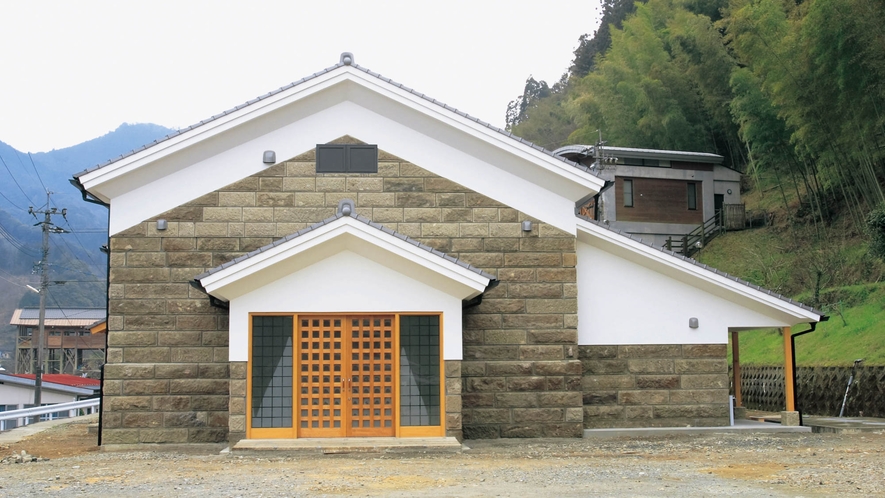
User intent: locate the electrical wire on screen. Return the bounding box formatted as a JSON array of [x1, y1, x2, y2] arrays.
[[0, 221, 39, 257], [0, 155, 36, 206], [26, 153, 48, 195]]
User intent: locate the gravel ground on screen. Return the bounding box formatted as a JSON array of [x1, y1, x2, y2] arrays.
[[1, 419, 883, 497]]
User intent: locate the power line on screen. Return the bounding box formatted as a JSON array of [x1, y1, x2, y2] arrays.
[[0, 220, 39, 257], [26, 153, 48, 194], [0, 188, 26, 211], [0, 155, 35, 206], [50, 197, 99, 267], [0, 272, 27, 288]]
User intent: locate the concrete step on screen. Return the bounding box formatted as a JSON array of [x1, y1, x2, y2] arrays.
[[232, 437, 463, 455]]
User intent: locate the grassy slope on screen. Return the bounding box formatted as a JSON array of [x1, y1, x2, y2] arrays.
[[695, 175, 885, 366]]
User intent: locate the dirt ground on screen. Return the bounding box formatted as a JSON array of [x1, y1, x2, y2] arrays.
[[1, 418, 883, 497]]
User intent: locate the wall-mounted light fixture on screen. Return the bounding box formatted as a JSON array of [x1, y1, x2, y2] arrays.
[[157, 219, 168, 231], [263, 151, 276, 164], [727, 189, 733, 195], [522, 220, 533, 232], [689, 317, 699, 329]]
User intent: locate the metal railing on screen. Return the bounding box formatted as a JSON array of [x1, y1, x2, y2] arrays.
[[664, 211, 725, 257], [0, 398, 100, 431]]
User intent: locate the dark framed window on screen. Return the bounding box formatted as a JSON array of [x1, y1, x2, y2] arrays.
[[623, 179, 634, 207], [316, 144, 378, 173], [399, 315, 440, 427], [687, 182, 698, 210]]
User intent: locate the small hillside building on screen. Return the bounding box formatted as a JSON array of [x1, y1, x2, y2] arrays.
[[554, 145, 743, 249], [72, 54, 823, 446], [0, 373, 100, 430], [11, 308, 106, 376]]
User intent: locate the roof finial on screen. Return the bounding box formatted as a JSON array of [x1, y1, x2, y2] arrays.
[[340, 52, 354, 66]]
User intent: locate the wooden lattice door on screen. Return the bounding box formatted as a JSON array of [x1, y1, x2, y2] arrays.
[[296, 315, 395, 437]]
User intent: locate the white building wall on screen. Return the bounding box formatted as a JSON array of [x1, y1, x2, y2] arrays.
[[576, 240, 791, 345], [228, 250, 464, 361], [0, 383, 80, 407]]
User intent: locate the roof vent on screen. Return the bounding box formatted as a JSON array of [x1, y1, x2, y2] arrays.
[[340, 52, 354, 66], [337, 198, 355, 216]]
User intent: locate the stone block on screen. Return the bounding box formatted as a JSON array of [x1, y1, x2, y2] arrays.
[[464, 377, 506, 393], [123, 347, 171, 363], [538, 392, 582, 407], [578, 345, 618, 359], [503, 252, 562, 267], [185, 428, 228, 443], [165, 299, 213, 315], [110, 268, 170, 284], [627, 359, 675, 374], [463, 346, 518, 361], [140, 429, 189, 444], [172, 347, 214, 363], [107, 396, 152, 411], [495, 393, 540, 408], [582, 405, 624, 419], [519, 345, 564, 361], [102, 429, 141, 444], [445, 413, 462, 431], [384, 178, 424, 192], [508, 283, 562, 298], [199, 363, 230, 379], [176, 315, 218, 330], [445, 395, 462, 413], [403, 208, 440, 222], [122, 380, 169, 395], [461, 393, 495, 408], [528, 330, 577, 344], [122, 412, 164, 428], [107, 331, 157, 347], [507, 377, 547, 392], [164, 412, 207, 428], [191, 396, 230, 411], [582, 359, 628, 375], [255, 192, 295, 207], [102, 380, 122, 396], [484, 361, 531, 376], [625, 406, 655, 419], [218, 191, 255, 206], [230, 362, 247, 379], [462, 425, 500, 439], [445, 377, 462, 395], [111, 238, 161, 252], [619, 345, 682, 358], [536, 268, 576, 282], [153, 396, 191, 411], [104, 363, 154, 379], [461, 361, 486, 377], [229, 397, 246, 415], [124, 315, 175, 330], [668, 389, 728, 405], [154, 363, 198, 379], [525, 299, 576, 314], [512, 408, 564, 423], [463, 408, 511, 425], [674, 359, 728, 374], [158, 331, 202, 346], [259, 177, 282, 191], [519, 238, 575, 252], [230, 379, 247, 397], [682, 344, 727, 358], [582, 391, 618, 405], [502, 314, 562, 329], [484, 329, 527, 344], [202, 331, 229, 346], [680, 374, 728, 389], [125, 253, 167, 268], [619, 390, 669, 405], [635, 375, 680, 389], [565, 407, 584, 423], [169, 379, 229, 395]]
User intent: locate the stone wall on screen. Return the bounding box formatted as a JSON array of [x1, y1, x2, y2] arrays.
[[580, 344, 729, 428], [102, 136, 579, 444]]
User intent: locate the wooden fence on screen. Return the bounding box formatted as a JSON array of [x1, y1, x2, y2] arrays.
[[730, 365, 885, 417]]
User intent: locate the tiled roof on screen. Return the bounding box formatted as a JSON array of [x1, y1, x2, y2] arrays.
[[194, 210, 497, 284], [74, 56, 597, 179], [10, 308, 107, 327], [553, 145, 723, 163], [12, 374, 101, 389], [576, 215, 826, 318]]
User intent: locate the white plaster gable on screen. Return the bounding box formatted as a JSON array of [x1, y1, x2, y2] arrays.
[[575, 219, 822, 346], [76, 64, 603, 235]]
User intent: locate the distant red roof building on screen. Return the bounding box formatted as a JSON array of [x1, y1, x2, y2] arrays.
[[11, 373, 100, 389]]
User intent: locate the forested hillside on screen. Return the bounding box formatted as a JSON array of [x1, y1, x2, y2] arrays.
[[507, 0, 885, 364]]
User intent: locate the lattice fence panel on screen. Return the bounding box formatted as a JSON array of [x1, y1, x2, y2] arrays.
[[730, 365, 885, 417]]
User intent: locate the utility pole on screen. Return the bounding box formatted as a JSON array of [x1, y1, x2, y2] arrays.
[[28, 192, 67, 423]]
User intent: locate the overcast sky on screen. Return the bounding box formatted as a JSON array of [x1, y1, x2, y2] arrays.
[[0, 1, 602, 153]]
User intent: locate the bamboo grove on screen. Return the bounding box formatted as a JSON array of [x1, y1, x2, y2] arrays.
[[507, 0, 885, 232]]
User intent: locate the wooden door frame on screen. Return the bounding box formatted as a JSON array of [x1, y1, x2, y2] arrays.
[[245, 312, 445, 439]]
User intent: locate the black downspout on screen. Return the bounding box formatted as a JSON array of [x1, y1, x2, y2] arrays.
[[72, 177, 110, 445], [790, 316, 828, 426]]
